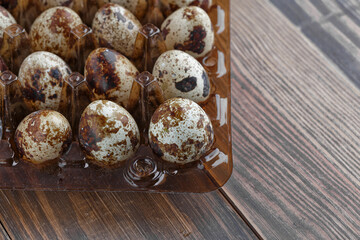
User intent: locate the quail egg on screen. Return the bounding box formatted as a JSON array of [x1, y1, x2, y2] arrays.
[[18, 51, 72, 111], [98, 0, 148, 19], [15, 110, 72, 164], [161, 6, 214, 58], [85, 48, 139, 108], [92, 3, 143, 58], [149, 98, 214, 164], [153, 50, 210, 103], [30, 6, 83, 60], [0, 6, 16, 45], [78, 100, 140, 167], [167, 0, 212, 10]]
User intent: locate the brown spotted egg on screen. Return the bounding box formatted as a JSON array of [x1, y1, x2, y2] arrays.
[[0, 6, 16, 45], [85, 48, 139, 108], [98, 0, 148, 19], [18, 51, 72, 111], [149, 98, 214, 164], [92, 3, 143, 58], [15, 110, 72, 164], [78, 100, 140, 167], [30, 6, 83, 60], [161, 6, 214, 58], [153, 50, 210, 103], [167, 0, 212, 10]]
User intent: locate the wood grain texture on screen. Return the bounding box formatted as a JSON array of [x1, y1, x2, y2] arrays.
[[270, 0, 360, 87], [0, 224, 10, 240], [0, 190, 257, 240], [224, 0, 360, 239]]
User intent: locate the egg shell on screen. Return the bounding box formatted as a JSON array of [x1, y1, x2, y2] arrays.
[[15, 110, 72, 164], [78, 100, 140, 167], [30, 7, 83, 60], [149, 98, 214, 164], [167, 0, 212, 9], [161, 6, 214, 58], [92, 3, 143, 58], [99, 0, 148, 19], [18, 51, 72, 111], [85, 48, 139, 107], [153, 50, 210, 103], [0, 6, 16, 44]]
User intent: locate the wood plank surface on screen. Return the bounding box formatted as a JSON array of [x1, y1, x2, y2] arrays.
[[0, 224, 10, 240], [223, 0, 360, 239], [0, 190, 257, 239], [270, 0, 360, 87]]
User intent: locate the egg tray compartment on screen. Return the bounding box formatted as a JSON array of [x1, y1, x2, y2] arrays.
[[0, 0, 231, 193]]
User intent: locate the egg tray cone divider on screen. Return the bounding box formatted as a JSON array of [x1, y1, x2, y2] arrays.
[[0, 70, 17, 167], [142, 0, 172, 28], [68, 24, 97, 74], [59, 72, 92, 169], [133, 23, 168, 72], [124, 71, 166, 188], [0, 24, 31, 75], [0, 0, 232, 192]]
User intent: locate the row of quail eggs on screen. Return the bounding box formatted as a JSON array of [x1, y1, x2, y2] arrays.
[[1, 2, 214, 103], [1, 0, 213, 58]]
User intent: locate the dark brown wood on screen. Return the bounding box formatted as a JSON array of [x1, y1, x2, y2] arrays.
[[223, 0, 360, 239], [0, 190, 257, 239], [270, 0, 360, 87], [0, 224, 9, 240]]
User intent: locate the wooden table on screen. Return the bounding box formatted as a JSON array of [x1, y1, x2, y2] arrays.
[[0, 0, 359, 239]]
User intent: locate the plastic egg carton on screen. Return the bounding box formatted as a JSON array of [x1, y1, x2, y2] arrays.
[[0, 0, 231, 192]]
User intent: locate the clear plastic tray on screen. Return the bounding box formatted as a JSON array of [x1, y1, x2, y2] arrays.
[[0, 0, 231, 192]]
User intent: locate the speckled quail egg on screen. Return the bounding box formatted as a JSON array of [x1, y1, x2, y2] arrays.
[[15, 110, 72, 164], [167, 0, 212, 10], [85, 48, 139, 107], [149, 98, 214, 164], [98, 0, 148, 19], [161, 6, 214, 58], [153, 50, 210, 103], [0, 6, 16, 45], [18, 51, 72, 111], [78, 100, 140, 167], [30, 6, 83, 60], [92, 3, 143, 58]]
